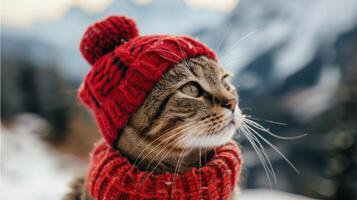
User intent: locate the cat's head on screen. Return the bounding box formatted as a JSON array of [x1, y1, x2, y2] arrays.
[[128, 55, 243, 149], [78, 16, 243, 148]]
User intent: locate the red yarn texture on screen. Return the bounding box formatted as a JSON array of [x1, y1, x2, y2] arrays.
[[87, 141, 243, 200], [79, 16, 243, 199], [79, 16, 217, 146]]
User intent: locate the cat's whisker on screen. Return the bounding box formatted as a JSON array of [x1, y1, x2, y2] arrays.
[[130, 124, 178, 163], [145, 136, 188, 176], [172, 134, 195, 192], [146, 49, 183, 60], [204, 128, 209, 167], [136, 123, 207, 171], [175, 39, 195, 73], [175, 39, 188, 61], [199, 144, 202, 199], [220, 53, 248, 69], [242, 122, 300, 173], [194, 124, 211, 195], [240, 123, 277, 184], [140, 131, 194, 188], [134, 124, 202, 170], [237, 128, 274, 187], [133, 126, 189, 171], [220, 30, 258, 64], [135, 122, 198, 155], [144, 133, 186, 172], [244, 118, 307, 140], [216, 24, 232, 53], [146, 49, 186, 65], [132, 127, 179, 170], [143, 124, 206, 172], [245, 115, 287, 126], [204, 138, 209, 156], [171, 144, 187, 193], [155, 53, 182, 64]]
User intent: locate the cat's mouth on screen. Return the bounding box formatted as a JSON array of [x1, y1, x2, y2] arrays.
[[207, 107, 244, 138], [182, 120, 236, 148], [209, 105, 244, 134], [180, 106, 244, 148]]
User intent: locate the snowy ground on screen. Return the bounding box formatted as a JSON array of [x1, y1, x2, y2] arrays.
[[240, 189, 317, 200], [0, 114, 86, 200], [0, 114, 316, 200]]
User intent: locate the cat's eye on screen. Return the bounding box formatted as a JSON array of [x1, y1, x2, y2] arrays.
[[180, 82, 201, 97], [221, 75, 231, 90]]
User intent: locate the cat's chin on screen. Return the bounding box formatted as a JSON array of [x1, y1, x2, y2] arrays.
[[181, 123, 236, 148]]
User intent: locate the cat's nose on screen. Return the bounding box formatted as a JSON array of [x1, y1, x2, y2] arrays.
[[222, 98, 237, 112]]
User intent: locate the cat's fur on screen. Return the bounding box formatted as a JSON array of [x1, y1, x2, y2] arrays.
[[64, 56, 241, 200]]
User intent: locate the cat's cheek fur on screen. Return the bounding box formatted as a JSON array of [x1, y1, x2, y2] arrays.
[[181, 106, 243, 148], [234, 105, 244, 126], [181, 124, 236, 148]]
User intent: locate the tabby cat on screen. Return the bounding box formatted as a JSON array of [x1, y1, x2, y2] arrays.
[[65, 55, 243, 200]]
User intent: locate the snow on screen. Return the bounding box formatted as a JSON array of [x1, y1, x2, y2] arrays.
[[239, 189, 318, 200], [0, 114, 85, 200]]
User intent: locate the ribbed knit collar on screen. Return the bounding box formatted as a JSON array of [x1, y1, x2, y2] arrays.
[[87, 141, 243, 200]]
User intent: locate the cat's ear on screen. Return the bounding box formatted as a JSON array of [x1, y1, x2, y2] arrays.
[[80, 16, 139, 65]]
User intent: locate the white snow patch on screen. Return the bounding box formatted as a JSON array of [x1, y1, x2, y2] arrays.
[[239, 189, 317, 200], [0, 114, 85, 200]]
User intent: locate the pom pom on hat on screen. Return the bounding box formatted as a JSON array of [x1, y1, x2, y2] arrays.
[[80, 16, 139, 65]]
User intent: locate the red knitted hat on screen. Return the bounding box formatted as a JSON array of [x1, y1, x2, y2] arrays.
[[79, 15, 217, 146]]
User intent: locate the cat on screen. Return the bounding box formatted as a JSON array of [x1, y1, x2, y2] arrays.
[[64, 55, 243, 200]]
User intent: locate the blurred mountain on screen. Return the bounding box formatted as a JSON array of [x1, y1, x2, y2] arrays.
[[196, 0, 357, 120]]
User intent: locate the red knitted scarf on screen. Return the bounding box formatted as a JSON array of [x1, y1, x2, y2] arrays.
[[87, 141, 243, 200]]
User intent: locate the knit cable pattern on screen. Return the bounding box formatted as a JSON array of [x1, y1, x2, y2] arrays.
[[78, 16, 217, 146], [79, 15, 243, 200], [87, 141, 243, 200]]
